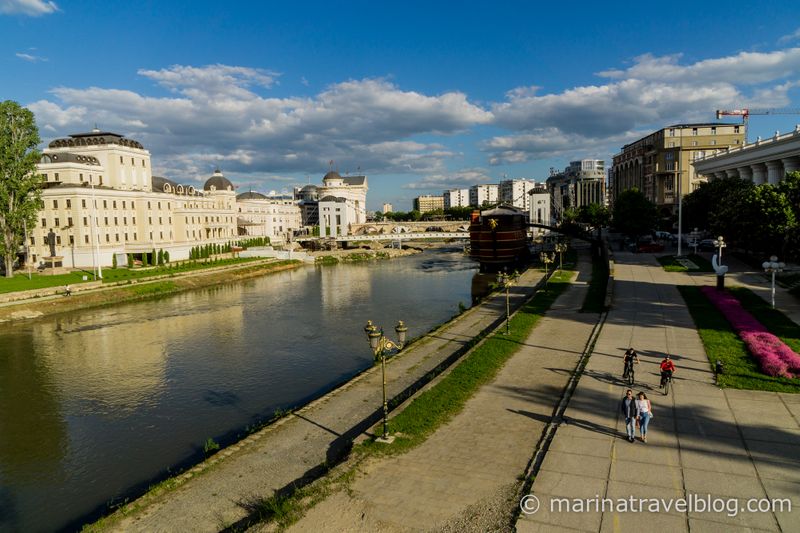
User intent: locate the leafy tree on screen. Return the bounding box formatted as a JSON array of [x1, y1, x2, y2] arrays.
[[157, 249, 164, 265], [683, 177, 753, 232], [163, 250, 170, 263], [612, 189, 658, 237], [141, 252, 148, 267], [112, 253, 117, 269], [444, 206, 474, 220], [127, 253, 134, 268], [0, 101, 43, 277]]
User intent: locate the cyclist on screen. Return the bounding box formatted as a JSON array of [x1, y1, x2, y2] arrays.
[[622, 348, 639, 380], [659, 354, 676, 388]]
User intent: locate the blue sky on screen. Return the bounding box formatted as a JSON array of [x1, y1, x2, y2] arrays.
[[3, 0, 800, 210]]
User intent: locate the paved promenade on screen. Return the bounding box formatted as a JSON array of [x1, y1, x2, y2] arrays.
[[106, 265, 547, 532], [285, 251, 598, 531], [518, 252, 800, 532]]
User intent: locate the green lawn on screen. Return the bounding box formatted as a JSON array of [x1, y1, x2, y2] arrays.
[[360, 270, 574, 455], [0, 257, 262, 294], [677, 286, 800, 393], [658, 254, 714, 272]]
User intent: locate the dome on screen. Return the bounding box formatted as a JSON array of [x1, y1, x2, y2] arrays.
[[323, 171, 342, 182], [300, 184, 318, 192], [237, 191, 267, 200], [203, 169, 234, 191]]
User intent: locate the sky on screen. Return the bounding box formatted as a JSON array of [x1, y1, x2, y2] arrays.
[[2, 0, 800, 211]]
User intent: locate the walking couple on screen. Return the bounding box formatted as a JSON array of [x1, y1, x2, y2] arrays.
[[620, 389, 653, 443]]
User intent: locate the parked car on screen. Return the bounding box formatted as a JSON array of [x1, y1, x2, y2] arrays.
[[698, 239, 717, 251], [637, 242, 665, 253], [654, 231, 674, 241]]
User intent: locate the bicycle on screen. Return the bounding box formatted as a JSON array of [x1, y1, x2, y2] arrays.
[[661, 373, 672, 396], [624, 362, 635, 386]]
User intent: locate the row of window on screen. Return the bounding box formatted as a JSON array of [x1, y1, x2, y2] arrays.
[[51, 199, 176, 211], [668, 126, 740, 137], [120, 156, 147, 167]]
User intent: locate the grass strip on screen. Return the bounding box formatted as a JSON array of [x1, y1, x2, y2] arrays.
[[657, 254, 713, 272], [677, 286, 800, 393], [581, 252, 608, 313], [360, 270, 574, 456]]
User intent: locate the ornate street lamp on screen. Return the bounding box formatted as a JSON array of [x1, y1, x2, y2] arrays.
[[496, 271, 518, 335], [762, 256, 785, 309], [554, 242, 568, 271], [363, 319, 408, 442]]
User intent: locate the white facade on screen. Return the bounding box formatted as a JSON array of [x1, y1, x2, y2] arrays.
[[237, 192, 302, 242], [382, 202, 393, 214], [443, 188, 470, 208], [499, 179, 535, 211], [318, 196, 351, 237], [528, 187, 551, 235], [316, 172, 368, 225], [469, 184, 499, 207], [693, 126, 800, 184]]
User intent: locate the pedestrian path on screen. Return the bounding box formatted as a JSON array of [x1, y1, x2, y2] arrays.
[[283, 251, 598, 532], [106, 265, 547, 532], [518, 252, 800, 533]]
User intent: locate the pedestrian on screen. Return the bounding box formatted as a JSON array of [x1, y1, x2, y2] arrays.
[[620, 389, 638, 442], [636, 392, 653, 442], [64, 284, 71, 296]]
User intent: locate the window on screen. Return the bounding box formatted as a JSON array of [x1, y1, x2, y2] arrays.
[[114, 217, 118, 225], [148, 217, 152, 224], [148, 202, 151, 209], [668, 142, 674, 148], [711, 127, 717, 135], [149, 232, 153, 240], [123, 201, 126, 209], [131, 201, 135, 209], [125, 233, 128, 241], [160, 231, 163, 239], [53, 200, 58, 209], [104, 217, 108, 225], [43, 173, 48, 181], [134, 232, 137, 240], [54, 218, 60, 227], [85, 235, 89, 244], [123, 217, 127, 225], [120, 156, 123, 164], [734, 125, 740, 133], [67, 217, 73, 226], [692, 128, 698, 136], [105, 234, 110, 242], [69, 235, 74, 245], [66, 199, 71, 208], [131, 157, 135, 165], [83, 217, 88, 226], [157, 202, 161, 209], [30, 236, 35, 245], [103, 200, 107, 209], [55, 172, 59, 180], [669, 128, 675, 136], [168, 217, 171, 224], [79, 173, 83, 181], [711, 140, 717, 145], [133, 217, 136, 224], [115, 234, 119, 242], [142, 159, 146, 167], [113, 201, 117, 209], [692, 141, 698, 146], [82, 199, 86, 208]]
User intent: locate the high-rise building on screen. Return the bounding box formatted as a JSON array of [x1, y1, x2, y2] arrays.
[[528, 185, 551, 236], [546, 160, 606, 222], [382, 202, 393, 213], [499, 178, 535, 211], [611, 123, 744, 212], [413, 195, 445, 213], [469, 184, 499, 207], [443, 188, 470, 208]]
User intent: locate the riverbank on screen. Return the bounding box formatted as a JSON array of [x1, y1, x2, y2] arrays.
[[84, 263, 549, 532], [0, 259, 302, 324], [309, 244, 422, 264]]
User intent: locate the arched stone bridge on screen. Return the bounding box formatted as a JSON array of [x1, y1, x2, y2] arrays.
[[349, 220, 470, 236]]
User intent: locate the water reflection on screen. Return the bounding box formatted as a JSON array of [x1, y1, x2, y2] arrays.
[[0, 248, 479, 531]]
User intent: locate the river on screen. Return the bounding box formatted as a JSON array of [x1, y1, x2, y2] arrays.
[[0, 247, 488, 532]]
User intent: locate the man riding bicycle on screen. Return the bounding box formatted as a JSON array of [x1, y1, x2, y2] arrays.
[[660, 354, 676, 387], [623, 348, 639, 379]]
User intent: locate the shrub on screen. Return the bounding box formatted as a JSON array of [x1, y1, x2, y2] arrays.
[[163, 250, 170, 263], [112, 253, 117, 269], [700, 286, 800, 378]]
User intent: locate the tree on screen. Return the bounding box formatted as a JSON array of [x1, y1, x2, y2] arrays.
[[157, 249, 164, 265], [612, 189, 658, 237], [112, 253, 117, 269], [0, 101, 43, 277], [163, 250, 170, 263], [127, 253, 134, 268], [683, 177, 753, 232]]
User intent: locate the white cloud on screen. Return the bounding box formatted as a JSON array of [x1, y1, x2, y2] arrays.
[[403, 168, 492, 190], [15, 51, 47, 62], [486, 48, 800, 164], [0, 0, 57, 16], [29, 66, 490, 183], [778, 28, 800, 45]]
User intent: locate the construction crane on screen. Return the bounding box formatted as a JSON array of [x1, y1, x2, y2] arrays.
[[715, 108, 800, 143]]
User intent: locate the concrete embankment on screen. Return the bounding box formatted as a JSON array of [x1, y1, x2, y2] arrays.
[[89, 265, 548, 532]]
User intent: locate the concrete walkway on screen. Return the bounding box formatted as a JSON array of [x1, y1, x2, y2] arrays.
[[284, 250, 599, 532], [518, 252, 800, 533], [106, 265, 547, 532]]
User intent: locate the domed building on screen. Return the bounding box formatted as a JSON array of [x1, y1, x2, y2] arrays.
[[316, 170, 368, 236], [236, 190, 302, 242], [203, 169, 235, 192]]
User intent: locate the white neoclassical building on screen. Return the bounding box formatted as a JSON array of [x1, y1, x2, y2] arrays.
[[692, 126, 800, 184], [236, 191, 302, 242], [315, 171, 368, 236]]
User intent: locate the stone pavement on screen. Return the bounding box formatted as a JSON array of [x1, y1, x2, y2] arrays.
[[518, 251, 800, 533], [284, 250, 599, 532], [106, 265, 548, 532]]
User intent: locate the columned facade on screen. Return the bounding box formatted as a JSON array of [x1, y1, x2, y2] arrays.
[[693, 126, 800, 185]]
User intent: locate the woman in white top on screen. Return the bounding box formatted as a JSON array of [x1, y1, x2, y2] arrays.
[[636, 392, 653, 442]]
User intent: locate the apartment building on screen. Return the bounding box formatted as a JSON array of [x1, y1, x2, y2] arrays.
[[546, 159, 606, 222], [413, 195, 445, 213], [443, 188, 469, 208], [499, 178, 535, 211], [611, 123, 744, 213], [469, 184, 499, 207]]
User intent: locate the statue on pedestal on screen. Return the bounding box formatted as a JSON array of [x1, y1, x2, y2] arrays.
[[47, 228, 56, 257]]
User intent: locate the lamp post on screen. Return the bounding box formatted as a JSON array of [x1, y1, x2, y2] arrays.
[[762, 256, 785, 309], [713, 236, 727, 289], [540, 251, 554, 282], [554, 242, 568, 271], [496, 271, 517, 335], [363, 319, 407, 442]]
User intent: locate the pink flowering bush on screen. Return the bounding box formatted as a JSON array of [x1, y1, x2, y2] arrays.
[[701, 286, 800, 378]]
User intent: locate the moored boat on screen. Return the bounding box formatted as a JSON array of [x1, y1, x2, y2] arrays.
[[469, 206, 530, 271]]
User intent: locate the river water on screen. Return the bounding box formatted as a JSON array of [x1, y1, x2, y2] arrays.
[[0, 248, 487, 532]]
